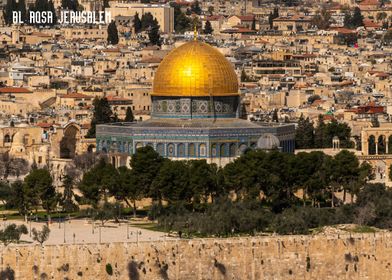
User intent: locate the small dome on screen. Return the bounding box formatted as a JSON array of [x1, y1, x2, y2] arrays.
[[257, 134, 280, 150], [152, 41, 239, 97]]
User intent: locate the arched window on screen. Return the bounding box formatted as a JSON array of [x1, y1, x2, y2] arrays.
[[199, 143, 206, 157], [378, 135, 386, 155], [167, 143, 175, 157], [188, 143, 195, 157], [229, 143, 237, 157], [3, 134, 11, 143], [211, 144, 218, 157], [388, 135, 392, 154], [156, 143, 164, 156], [368, 135, 376, 155], [220, 144, 226, 157], [178, 143, 185, 157]]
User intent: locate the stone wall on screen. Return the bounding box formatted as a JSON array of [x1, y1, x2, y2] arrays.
[[1, 233, 392, 279]]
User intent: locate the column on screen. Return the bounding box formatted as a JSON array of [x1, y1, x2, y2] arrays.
[[387, 139, 389, 154]]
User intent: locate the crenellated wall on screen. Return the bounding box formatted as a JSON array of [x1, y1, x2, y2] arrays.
[[1, 233, 392, 279]]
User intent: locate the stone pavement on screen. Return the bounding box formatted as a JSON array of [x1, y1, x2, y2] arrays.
[[0, 219, 176, 245]]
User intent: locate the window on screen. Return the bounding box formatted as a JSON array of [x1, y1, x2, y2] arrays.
[[199, 144, 206, 157], [188, 143, 195, 157], [178, 144, 185, 157], [167, 143, 175, 157]]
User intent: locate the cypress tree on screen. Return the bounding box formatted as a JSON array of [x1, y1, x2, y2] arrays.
[[204, 20, 213, 34], [4, 0, 17, 25], [148, 18, 160, 46], [107, 20, 119, 45], [17, 0, 27, 23], [133, 12, 142, 33], [124, 107, 134, 122]]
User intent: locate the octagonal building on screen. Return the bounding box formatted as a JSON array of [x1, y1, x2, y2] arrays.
[[96, 40, 295, 167]]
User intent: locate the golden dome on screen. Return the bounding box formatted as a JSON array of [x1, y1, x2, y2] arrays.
[[152, 41, 239, 97]]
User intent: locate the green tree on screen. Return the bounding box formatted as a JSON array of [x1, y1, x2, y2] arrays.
[[130, 146, 164, 202], [31, 225, 50, 246], [141, 12, 154, 30], [204, 20, 213, 34], [79, 158, 118, 206], [115, 167, 142, 217], [17, 0, 27, 22], [133, 12, 142, 33], [86, 97, 116, 138], [171, 2, 191, 33], [6, 180, 32, 215], [148, 18, 161, 46], [107, 20, 119, 44], [61, 0, 79, 11], [4, 0, 17, 25], [61, 175, 78, 213], [0, 181, 12, 205], [124, 107, 134, 122], [24, 168, 58, 214], [311, 7, 332, 30], [152, 160, 191, 205], [190, 0, 202, 15], [188, 160, 219, 204], [328, 150, 361, 206], [295, 114, 314, 149], [344, 7, 363, 28], [0, 224, 28, 245], [208, 6, 214, 15], [383, 29, 392, 45]]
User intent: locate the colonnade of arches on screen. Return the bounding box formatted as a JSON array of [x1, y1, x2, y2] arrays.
[[367, 135, 392, 155], [98, 140, 255, 158]]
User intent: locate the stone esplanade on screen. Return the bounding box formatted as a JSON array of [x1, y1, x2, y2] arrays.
[[1, 233, 392, 279]]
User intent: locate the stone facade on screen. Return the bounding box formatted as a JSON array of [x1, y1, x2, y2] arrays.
[[1, 233, 392, 279]]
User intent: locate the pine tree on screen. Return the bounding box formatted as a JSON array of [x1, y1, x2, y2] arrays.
[[148, 18, 161, 46], [268, 12, 274, 29], [204, 20, 213, 34], [191, 0, 201, 15], [124, 107, 134, 122], [17, 0, 27, 23], [141, 12, 154, 31], [87, 97, 115, 138], [351, 7, 364, 27], [107, 20, 119, 45], [133, 12, 142, 33], [48, 0, 57, 25], [251, 17, 256, 30], [295, 114, 314, 149], [4, 0, 17, 25]]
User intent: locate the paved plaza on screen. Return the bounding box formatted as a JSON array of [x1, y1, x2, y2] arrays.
[[1, 219, 175, 245]]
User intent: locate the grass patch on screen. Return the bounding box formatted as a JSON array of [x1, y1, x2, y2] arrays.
[[348, 225, 377, 233]]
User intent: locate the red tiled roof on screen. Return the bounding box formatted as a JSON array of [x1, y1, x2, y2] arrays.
[[36, 122, 53, 128], [330, 27, 357, 34], [0, 87, 32, 94], [363, 19, 381, 28]]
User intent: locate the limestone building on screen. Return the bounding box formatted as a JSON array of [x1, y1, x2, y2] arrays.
[[96, 39, 295, 167]]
